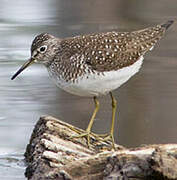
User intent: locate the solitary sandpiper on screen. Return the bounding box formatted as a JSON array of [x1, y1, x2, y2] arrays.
[[11, 20, 174, 149]]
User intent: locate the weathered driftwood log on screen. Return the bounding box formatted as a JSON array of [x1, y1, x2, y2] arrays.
[[24, 116, 177, 180]]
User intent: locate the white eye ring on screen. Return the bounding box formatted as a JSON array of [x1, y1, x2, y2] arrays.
[[39, 45, 47, 53]]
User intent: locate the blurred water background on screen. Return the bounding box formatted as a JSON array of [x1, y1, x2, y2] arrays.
[[0, 0, 177, 179]]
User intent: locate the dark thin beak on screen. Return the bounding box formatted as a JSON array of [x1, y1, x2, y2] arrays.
[[11, 58, 35, 80]]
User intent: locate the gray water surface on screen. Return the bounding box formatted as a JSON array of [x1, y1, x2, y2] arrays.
[[0, 0, 177, 179]]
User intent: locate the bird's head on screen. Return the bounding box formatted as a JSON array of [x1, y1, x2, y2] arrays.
[[11, 33, 59, 80]]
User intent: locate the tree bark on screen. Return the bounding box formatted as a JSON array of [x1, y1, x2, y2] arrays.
[[25, 116, 177, 180]]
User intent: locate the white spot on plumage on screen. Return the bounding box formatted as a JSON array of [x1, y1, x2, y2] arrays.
[[106, 52, 110, 56], [112, 53, 115, 57], [149, 46, 154, 51]]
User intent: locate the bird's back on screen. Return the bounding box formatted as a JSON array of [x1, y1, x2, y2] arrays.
[[47, 21, 173, 96], [58, 21, 172, 72]]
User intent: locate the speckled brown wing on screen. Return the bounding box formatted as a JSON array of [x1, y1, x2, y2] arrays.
[[81, 23, 170, 72], [57, 21, 173, 78]]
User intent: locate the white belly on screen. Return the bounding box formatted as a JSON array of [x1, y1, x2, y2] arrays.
[[48, 56, 144, 97]]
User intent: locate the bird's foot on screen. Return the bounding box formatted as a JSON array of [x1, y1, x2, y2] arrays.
[[101, 133, 116, 150], [70, 131, 97, 148], [91, 133, 116, 150], [67, 126, 116, 149], [66, 124, 101, 148]]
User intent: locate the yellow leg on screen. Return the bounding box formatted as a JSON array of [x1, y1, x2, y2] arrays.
[[70, 96, 100, 147], [86, 97, 99, 132], [85, 96, 100, 146], [100, 92, 117, 149], [109, 92, 117, 149], [70, 93, 117, 149]]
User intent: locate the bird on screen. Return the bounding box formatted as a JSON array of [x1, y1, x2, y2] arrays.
[[11, 20, 174, 149]]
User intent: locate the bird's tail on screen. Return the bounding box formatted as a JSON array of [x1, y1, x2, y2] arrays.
[[129, 20, 174, 54], [161, 20, 174, 30]]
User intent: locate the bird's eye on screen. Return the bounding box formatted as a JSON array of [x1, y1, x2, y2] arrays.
[[39, 45, 47, 53]]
